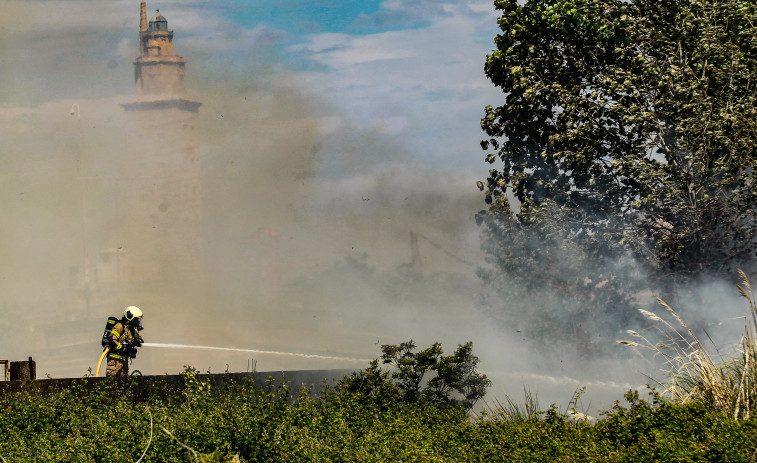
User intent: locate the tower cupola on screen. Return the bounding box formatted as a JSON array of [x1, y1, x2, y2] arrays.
[[134, 2, 185, 96], [148, 10, 168, 31]]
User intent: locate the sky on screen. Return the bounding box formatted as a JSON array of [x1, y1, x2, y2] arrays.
[[0, 0, 714, 413], [0, 0, 501, 169]]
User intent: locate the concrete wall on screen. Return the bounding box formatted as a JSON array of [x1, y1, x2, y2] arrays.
[[0, 370, 354, 402]]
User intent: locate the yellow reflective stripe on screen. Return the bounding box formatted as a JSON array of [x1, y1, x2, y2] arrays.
[[113, 332, 132, 344]]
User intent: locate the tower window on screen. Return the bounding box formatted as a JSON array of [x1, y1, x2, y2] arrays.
[[148, 20, 168, 31]]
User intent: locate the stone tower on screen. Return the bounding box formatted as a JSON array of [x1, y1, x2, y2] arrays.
[[135, 3, 186, 97], [119, 2, 203, 283]]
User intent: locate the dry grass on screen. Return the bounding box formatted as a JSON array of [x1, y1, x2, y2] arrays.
[[481, 386, 593, 422], [618, 270, 757, 420], [481, 386, 541, 422]]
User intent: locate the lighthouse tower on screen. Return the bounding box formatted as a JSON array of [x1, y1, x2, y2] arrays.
[[120, 2, 203, 283], [135, 4, 187, 97]]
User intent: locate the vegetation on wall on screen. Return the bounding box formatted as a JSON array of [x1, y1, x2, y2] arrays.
[[2, 370, 757, 461]]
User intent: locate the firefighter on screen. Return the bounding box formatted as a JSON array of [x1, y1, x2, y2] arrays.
[[106, 306, 144, 378]]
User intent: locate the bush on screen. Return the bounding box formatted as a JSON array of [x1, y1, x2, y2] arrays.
[[340, 340, 491, 412], [2, 362, 757, 461]]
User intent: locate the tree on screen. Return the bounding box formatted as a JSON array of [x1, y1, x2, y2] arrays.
[[340, 340, 491, 412], [475, 197, 640, 357], [478, 0, 757, 282]]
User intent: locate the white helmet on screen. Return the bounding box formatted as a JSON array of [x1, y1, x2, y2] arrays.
[[124, 306, 143, 321]]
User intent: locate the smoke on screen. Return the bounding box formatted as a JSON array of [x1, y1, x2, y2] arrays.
[[0, 1, 494, 382], [192, 78, 493, 367]]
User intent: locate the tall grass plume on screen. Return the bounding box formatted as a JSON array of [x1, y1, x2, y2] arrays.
[[618, 270, 757, 419]]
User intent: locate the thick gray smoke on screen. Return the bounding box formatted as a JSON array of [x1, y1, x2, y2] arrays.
[[0, 1, 492, 380]]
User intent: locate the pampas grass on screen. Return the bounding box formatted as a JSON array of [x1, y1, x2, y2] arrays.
[[618, 270, 757, 420], [482, 386, 542, 422], [481, 386, 594, 422]]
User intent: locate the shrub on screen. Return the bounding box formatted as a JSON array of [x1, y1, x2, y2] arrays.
[[340, 340, 491, 412]]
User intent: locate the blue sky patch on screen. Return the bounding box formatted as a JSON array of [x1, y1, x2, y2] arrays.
[[211, 0, 389, 35]]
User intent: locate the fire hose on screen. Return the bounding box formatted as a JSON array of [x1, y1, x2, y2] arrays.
[[95, 343, 139, 377], [95, 347, 110, 377]]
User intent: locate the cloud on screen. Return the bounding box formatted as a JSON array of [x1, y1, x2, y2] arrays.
[[299, 33, 416, 63], [346, 0, 457, 32], [289, 3, 501, 171]]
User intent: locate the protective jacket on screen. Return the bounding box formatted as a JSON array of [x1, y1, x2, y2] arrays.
[[107, 321, 143, 361]]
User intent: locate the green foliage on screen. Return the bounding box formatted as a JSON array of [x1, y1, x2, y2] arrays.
[[341, 340, 492, 412], [338, 359, 403, 410], [2, 375, 757, 461], [595, 389, 757, 462], [478, 0, 757, 354], [480, 0, 757, 279], [181, 365, 212, 403]]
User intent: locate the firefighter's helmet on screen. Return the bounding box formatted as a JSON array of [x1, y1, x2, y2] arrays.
[[124, 306, 143, 321]]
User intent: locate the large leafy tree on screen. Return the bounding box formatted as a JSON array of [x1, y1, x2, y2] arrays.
[[476, 0, 757, 353], [479, 0, 757, 282]]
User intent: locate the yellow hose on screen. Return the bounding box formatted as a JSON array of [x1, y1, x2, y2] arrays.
[[96, 348, 110, 377]]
